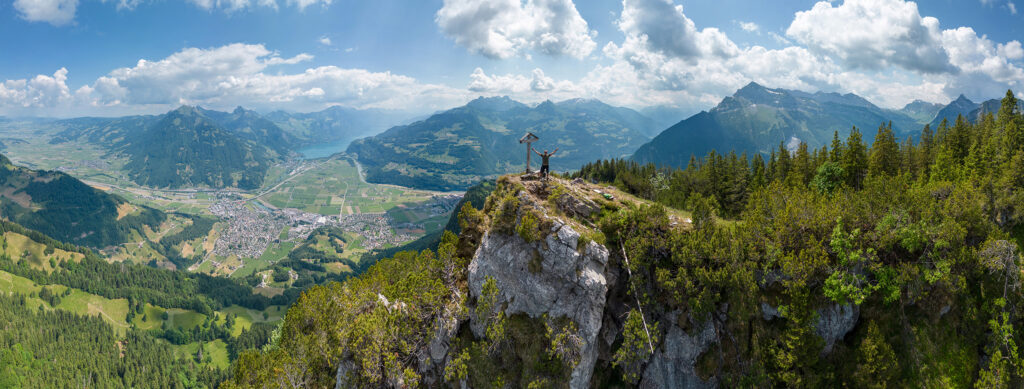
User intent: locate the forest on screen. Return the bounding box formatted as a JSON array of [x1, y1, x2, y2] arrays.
[[0, 293, 226, 388], [226, 91, 1024, 387]]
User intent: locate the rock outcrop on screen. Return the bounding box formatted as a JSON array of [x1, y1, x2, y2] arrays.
[[640, 315, 718, 389], [815, 304, 859, 354], [468, 220, 610, 389]]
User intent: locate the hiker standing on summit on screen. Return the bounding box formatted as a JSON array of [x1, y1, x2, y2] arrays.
[[534, 148, 558, 179]]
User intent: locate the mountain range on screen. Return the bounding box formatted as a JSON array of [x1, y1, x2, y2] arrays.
[[927, 94, 1024, 128], [264, 106, 417, 148], [346, 96, 659, 191], [631, 82, 927, 168], [45, 104, 423, 189], [37, 85, 1022, 190]]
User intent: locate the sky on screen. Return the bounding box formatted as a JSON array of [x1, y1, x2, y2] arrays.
[[1, 0, 1023, 117]]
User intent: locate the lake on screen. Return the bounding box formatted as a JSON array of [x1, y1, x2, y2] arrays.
[[297, 138, 353, 159]]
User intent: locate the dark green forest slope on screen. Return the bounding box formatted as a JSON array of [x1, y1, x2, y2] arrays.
[[0, 154, 164, 248], [228, 91, 1024, 387], [124, 106, 275, 189]]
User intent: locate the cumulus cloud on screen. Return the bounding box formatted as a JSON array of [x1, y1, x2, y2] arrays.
[[602, 0, 834, 99], [13, 0, 77, 25], [467, 67, 576, 96], [940, 27, 1024, 98], [0, 44, 469, 117], [615, 0, 738, 61], [590, 0, 1022, 112], [0, 68, 74, 108], [787, 0, 955, 74], [435, 0, 596, 59], [592, 0, 1024, 112], [319, 36, 332, 46]]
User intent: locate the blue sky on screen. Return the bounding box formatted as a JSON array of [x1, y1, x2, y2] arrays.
[[1, 0, 1022, 117]]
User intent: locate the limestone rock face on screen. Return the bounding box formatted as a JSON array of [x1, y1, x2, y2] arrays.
[[640, 315, 718, 389], [554, 191, 600, 219], [335, 357, 357, 389], [467, 221, 610, 389], [815, 303, 859, 354]]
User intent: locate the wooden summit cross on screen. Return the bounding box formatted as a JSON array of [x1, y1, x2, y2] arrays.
[[520, 132, 539, 173]]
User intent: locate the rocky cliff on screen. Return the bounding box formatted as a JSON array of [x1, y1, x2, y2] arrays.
[[326, 175, 868, 388]]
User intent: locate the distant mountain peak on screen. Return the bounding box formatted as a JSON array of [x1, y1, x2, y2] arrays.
[[735, 81, 771, 96], [954, 94, 973, 104], [558, 97, 603, 106], [741, 81, 764, 90], [173, 105, 198, 115], [466, 96, 526, 112], [534, 100, 558, 113]]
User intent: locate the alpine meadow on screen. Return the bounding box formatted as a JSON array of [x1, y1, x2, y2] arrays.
[[2, 0, 1024, 388]]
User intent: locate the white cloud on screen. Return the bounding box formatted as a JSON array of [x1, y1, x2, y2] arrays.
[[590, 0, 1023, 112], [529, 69, 555, 92], [769, 32, 792, 45], [467, 67, 574, 96], [940, 27, 1024, 98], [468, 68, 530, 93], [615, 0, 738, 61], [435, 0, 597, 59], [13, 0, 77, 25], [187, 0, 320, 11], [0, 68, 74, 108], [1009, 2, 1018, 14], [786, 0, 954, 74], [319, 36, 332, 46], [0, 44, 468, 117], [18, 0, 328, 25], [738, 21, 760, 33], [999, 41, 1024, 60]]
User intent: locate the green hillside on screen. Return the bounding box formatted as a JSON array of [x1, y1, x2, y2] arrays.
[[347, 96, 656, 190], [0, 213, 311, 387], [198, 106, 295, 154], [124, 106, 274, 189], [0, 154, 164, 248]]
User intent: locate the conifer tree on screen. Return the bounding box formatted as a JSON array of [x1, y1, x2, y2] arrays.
[[868, 122, 899, 177], [775, 142, 791, 183], [998, 90, 1021, 153], [843, 127, 868, 188], [790, 142, 813, 187], [830, 130, 845, 163]]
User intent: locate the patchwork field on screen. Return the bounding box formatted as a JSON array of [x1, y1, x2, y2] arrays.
[[262, 157, 441, 216]]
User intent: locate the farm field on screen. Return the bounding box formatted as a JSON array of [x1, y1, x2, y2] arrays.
[[262, 157, 442, 216]]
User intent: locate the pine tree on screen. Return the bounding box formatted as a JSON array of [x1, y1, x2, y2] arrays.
[[750, 154, 767, 189], [868, 122, 900, 178], [843, 127, 869, 188], [918, 124, 935, 178], [790, 142, 813, 187], [830, 130, 845, 163], [998, 90, 1022, 153], [775, 142, 791, 184]]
